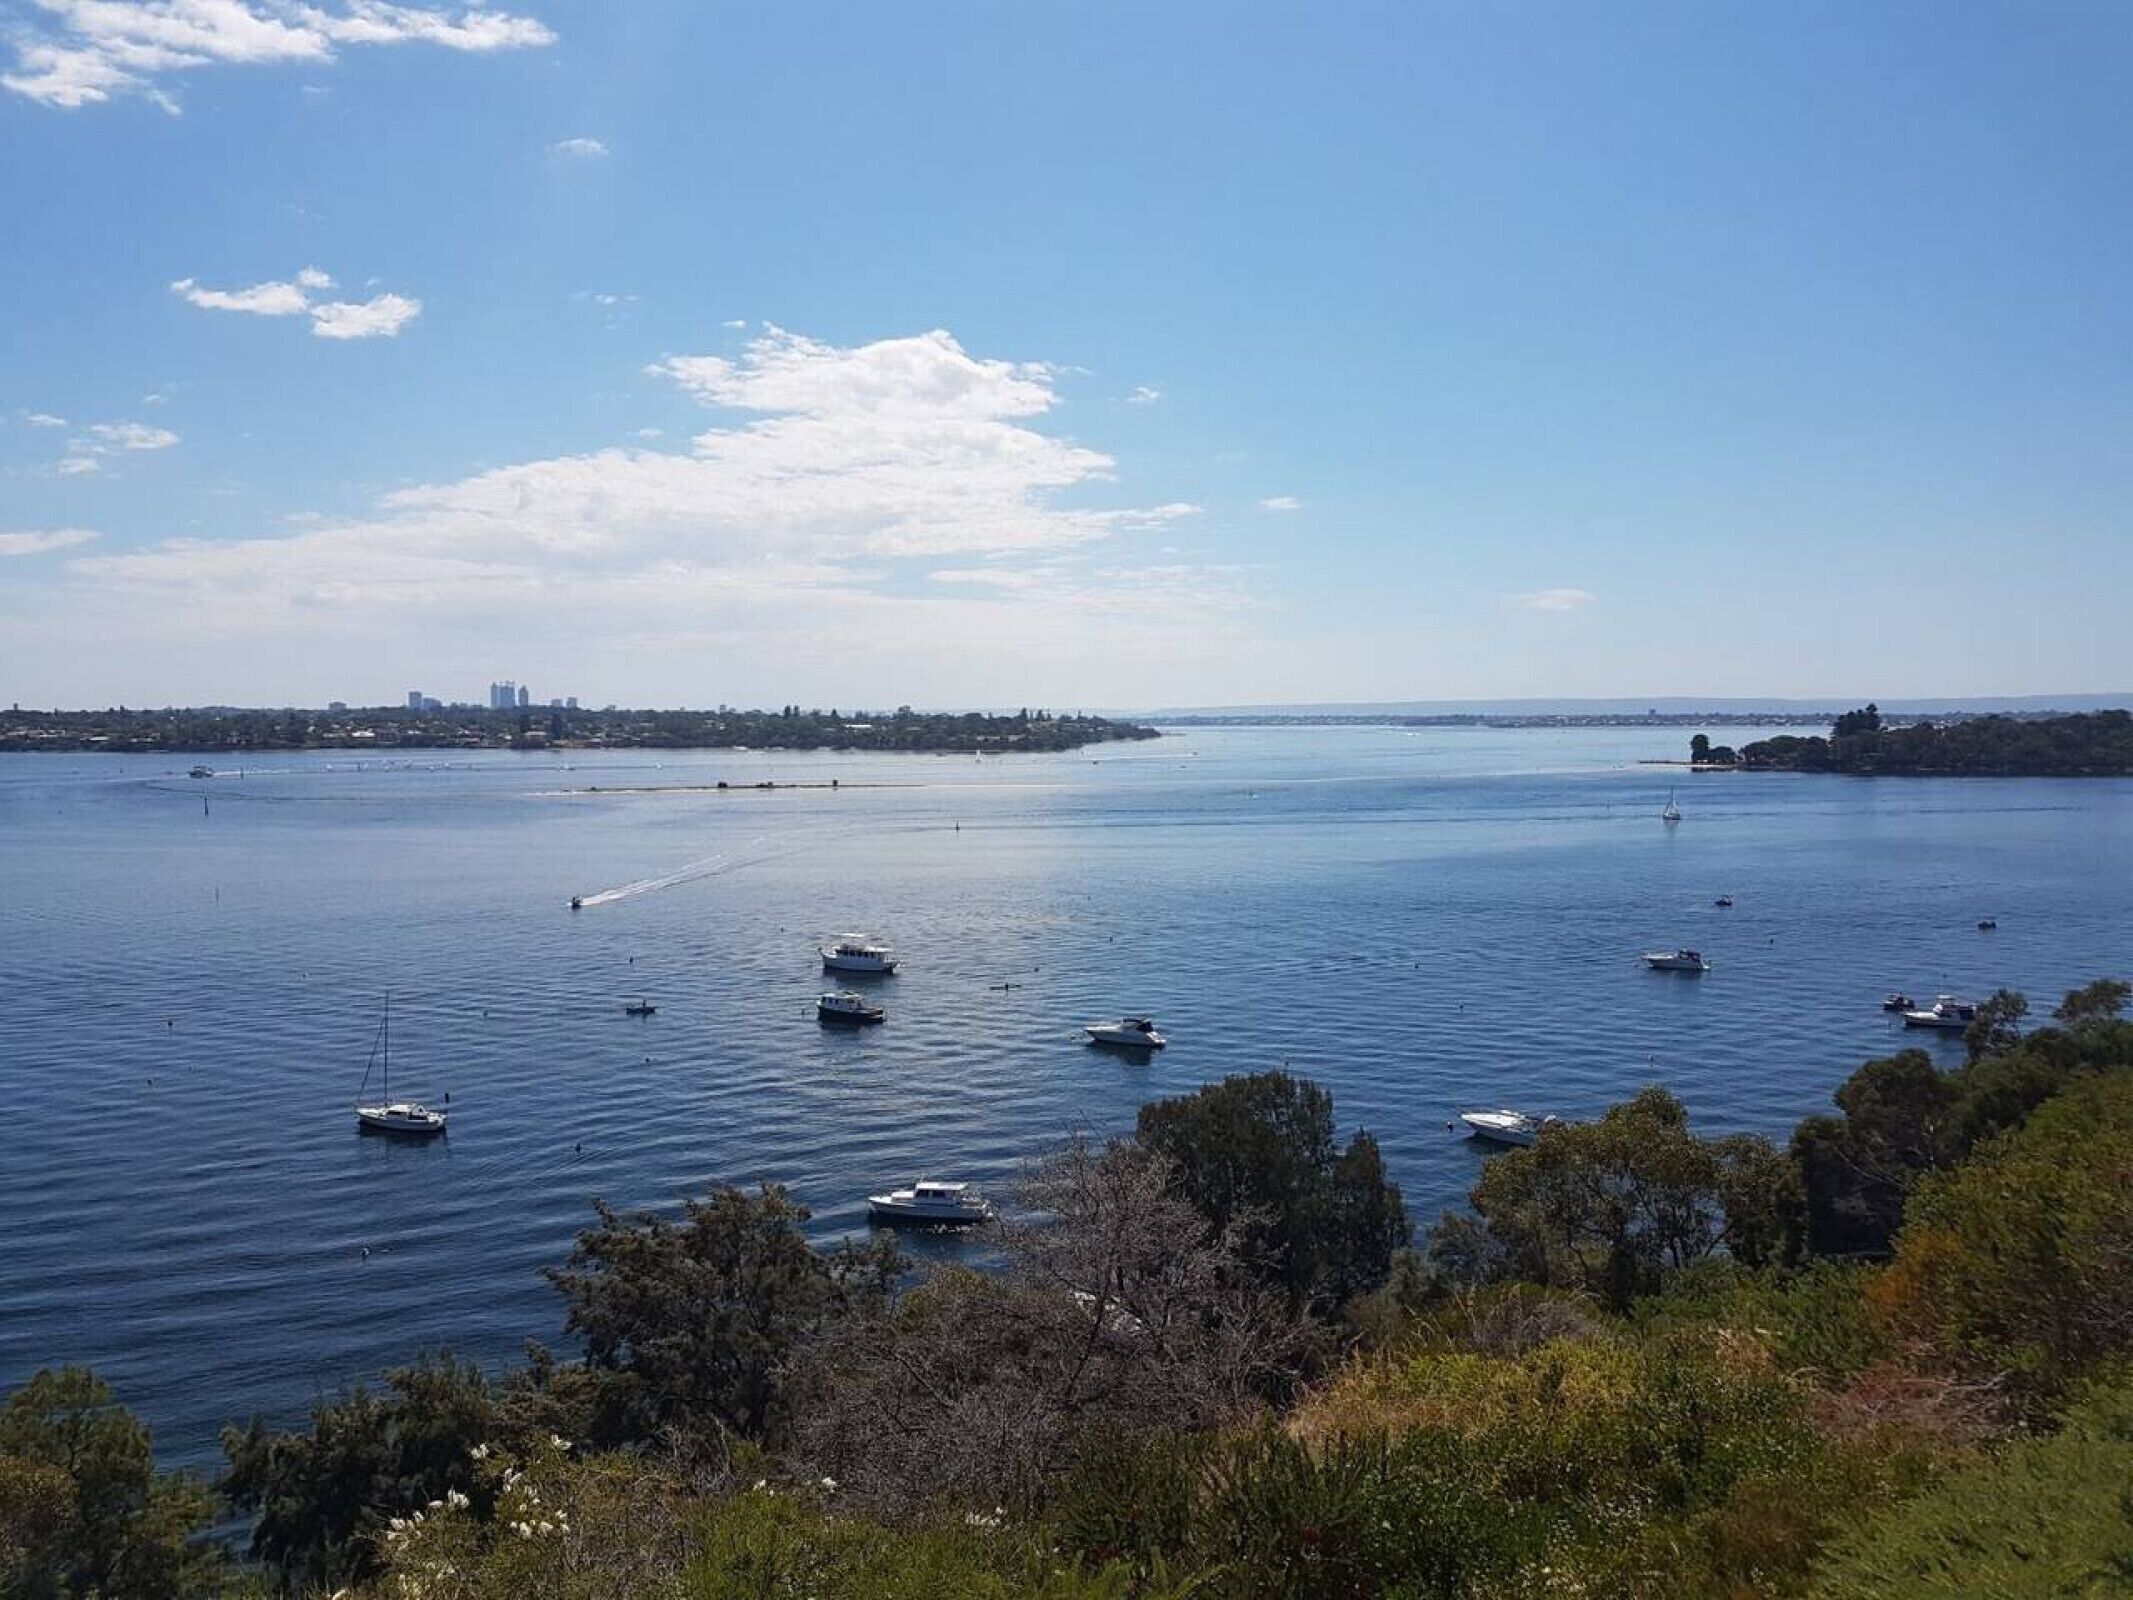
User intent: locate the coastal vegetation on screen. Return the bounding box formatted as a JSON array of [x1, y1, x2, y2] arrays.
[[1694, 704, 2133, 775], [5, 991, 2131, 1597], [0, 705, 1159, 757]]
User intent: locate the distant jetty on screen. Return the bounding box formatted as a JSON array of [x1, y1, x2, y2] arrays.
[[0, 705, 1161, 757]]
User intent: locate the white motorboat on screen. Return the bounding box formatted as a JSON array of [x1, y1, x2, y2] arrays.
[[1084, 1016, 1166, 1049], [1642, 948, 1710, 972], [353, 993, 447, 1137], [866, 1179, 991, 1227], [1903, 995, 1977, 1030], [818, 991, 885, 1024], [821, 937, 899, 974], [1459, 1109, 1561, 1147]]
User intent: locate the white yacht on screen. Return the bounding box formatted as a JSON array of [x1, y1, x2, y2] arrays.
[[821, 937, 899, 975], [353, 994, 447, 1137], [1084, 1017, 1166, 1049], [1903, 995, 1977, 1030], [1459, 1109, 1561, 1147], [1642, 948, 1710, 972], [867, 1179, 991, 1227], [818, 991, 885, 1024]]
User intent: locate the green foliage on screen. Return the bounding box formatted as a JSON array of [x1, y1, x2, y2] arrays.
[[1740, 708, 2133, 775], [544, 1184, 899, 1451], [1794, 986, 2132, 1258], [1443, 1087, 1800, 1312], [1882, 1074, 2133, 1408], [219, 1351, 495, 1590], [1636, 1259, 1895, 1383], [0, 1367, 223, 1599], [1136, 1071, 1410, 1311], [1809, 1373, 2133, 1599]]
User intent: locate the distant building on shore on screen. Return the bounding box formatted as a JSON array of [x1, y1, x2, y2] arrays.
[[407, 689, 423, 711], [517, 684, 531, 709], [488, 680, 517, 710]]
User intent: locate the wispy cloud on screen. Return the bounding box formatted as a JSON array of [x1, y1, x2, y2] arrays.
[[56, 455, 101, 477], [1508, 587, 1595, 612], [22, 411, 68, 428], [172, 269, 420, 340], [1124, 385, 1162, 405], [4, 2, 556, 112], [1257, 496, 1302, 513], [722, 318, 748, 330], [86, 422, 179, 452], [58, 327, 1244, 676], [0, 529, 99, 557], [550, 135, 608, 158]]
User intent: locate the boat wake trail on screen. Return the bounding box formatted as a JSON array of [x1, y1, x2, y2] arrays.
[[576, 853, 734, 907]]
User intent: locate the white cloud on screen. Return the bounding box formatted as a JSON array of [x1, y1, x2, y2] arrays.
[[4, 2, 555, 111], [1258, 496, 1302, 513], [1508, 587, 1595, 612], [634, 427, 664, 440], [0, 529, 99, 556], [23, 411, 68, 427], [722, 318, 748, 330], [171, 275, 313, 316], [308, 293, 422, 340], [550, 136, 608, 158], [173, 270, 420, 339], [1124, 385, 1162, 405], [86, 421, 179, 452], [58, 326, 1240, 677], [56, 455, 102, 476]]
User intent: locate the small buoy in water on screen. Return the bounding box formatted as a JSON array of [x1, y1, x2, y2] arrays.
[[361, 1246, 370, 1259]]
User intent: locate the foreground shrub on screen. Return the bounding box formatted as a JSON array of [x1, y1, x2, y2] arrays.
[[1809, 1373, 2133, 1599], [0, 1368, 224, 1600]]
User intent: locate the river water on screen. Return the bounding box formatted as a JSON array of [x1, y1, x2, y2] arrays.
[[3, 725, 2127, 1466]]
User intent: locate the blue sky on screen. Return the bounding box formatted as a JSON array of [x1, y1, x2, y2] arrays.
[[4, 1, 2130, 709]]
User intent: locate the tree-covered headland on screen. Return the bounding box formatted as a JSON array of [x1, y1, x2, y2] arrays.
[[6, 983, 2132, 1598], [0, 704, 1160, 756], [1690, 703, 2133, 775]]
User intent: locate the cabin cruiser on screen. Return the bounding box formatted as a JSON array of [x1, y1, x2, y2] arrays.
[[867, 1179, 991, 1226], [1642, 948, 1710, 972], [821, 937, 899, 975], [1084, 1017, 1166, 1049], [1882, 992, 1915, 1013], [357, 1100, 448, 1136], [1458, 1109, 1561, 1147], [1903, 995, 1977, 1030], [818, 991, 885, 1024]]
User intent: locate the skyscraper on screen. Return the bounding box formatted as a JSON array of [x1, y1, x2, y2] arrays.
[[517, 684, 531, 709], [488, 681, 516, 710], [407, 690, 423, 710]]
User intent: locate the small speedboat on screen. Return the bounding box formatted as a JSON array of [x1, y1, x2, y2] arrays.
[[821, 937, 899, 975], [1458, 1109, 1560, 1147], [1882, 992, 1915, 1013], [1084, 1017, 1166, 1049], [1713, 895, 1734, 908], [1903, 995, 1977, 1030], [818, 991, 884, 1024], [1977, 918, 1998, 931], [188, 764, 214, 779], [867, 1179, 991, 1227], [623, 999, 657, 1017], [570, 895, 582, 911], [1642, 948, 1710, 972]]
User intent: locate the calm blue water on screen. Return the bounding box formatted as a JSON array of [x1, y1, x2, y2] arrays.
[[3, 726, 2129, 1468]]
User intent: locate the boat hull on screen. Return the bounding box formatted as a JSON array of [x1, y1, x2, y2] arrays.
[[356, 1109, 446, 1137], [1460, 1113, 1538, 1146], [819, 1005, 884, 1025], [822, 956, 898, 974], [1086, 1031, 1165, 1050], [866, 1200, 988, 1227], [1903, 1013, 1971, 1030]]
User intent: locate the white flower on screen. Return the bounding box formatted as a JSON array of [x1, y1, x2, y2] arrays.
[[818, 1476, 838, 1492], [550, 1433, 570, 1451], [446, 1489, 470, 1510], [469, 1443, 490, 1461]]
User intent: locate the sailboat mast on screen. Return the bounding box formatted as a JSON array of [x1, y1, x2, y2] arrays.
[[382, 991, 390, 1101]]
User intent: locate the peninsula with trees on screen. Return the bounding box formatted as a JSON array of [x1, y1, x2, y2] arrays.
[[0, 704, 1161, 757], [1688, 704, 2133, 776]]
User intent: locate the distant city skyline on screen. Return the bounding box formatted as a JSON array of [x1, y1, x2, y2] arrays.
[[4, 3, 2130, 705]]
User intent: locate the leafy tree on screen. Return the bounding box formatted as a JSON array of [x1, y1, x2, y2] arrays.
[[0, 1367, 222, 1599], [543, 1184, 898, 1451], [1791, 1049, 1957, 1258], [220, 1351, 495, 1591], [1962, 986, 2028, 1060], [1690, 733, 1710, 764], [2055, 976, 2131, 1028], [1830, 702, 1883, 738], [1136, 1072, 1409, 1312], [1443, 1087, 1800, 1311], [1875, 1073, 2133, 1408]]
